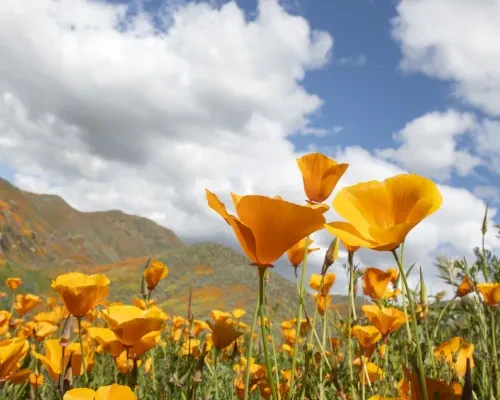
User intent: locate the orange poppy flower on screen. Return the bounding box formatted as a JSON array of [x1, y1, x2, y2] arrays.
[[63, 384, 136, 400], [51, 273, 110, 317], [362, 268, 394, 300], [401, 364, 462, 400], [387, 268, 399, 284], [296, 152, 349, 203], [286, 238, 320, 268], [309, 273, 336, 295], [312, 293, 332, 316], [14, 294, 41, 316], [325, 174, 442, 251], [206, 190, 326, 266], [101, 305, 166, 347], [207, 319, 244, 350], [434, 337, 475, 376], [5, 278, 22, 291], [382, 289, 402, 299], [32, 339, 93, 381], [143, 260, 168, 291], [456, 276, 474, 297], [231, 309, 246, 320], [362, 305, 407, 336], [351, 325, 382, 349], [0, 338, 29, 381], [360, 362, 385, 385], [29, 372, 44, 389], [476, 283, 500, 306]]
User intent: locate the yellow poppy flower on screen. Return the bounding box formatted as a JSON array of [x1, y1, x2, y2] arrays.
[[286, 238, 320, 268], [476, 283, 500, 306], [0, 338, 29, 381], [101, 305, 166, 347], [312, 293, 332, 316], [308, 273, 336, 295], [5, 278, 22, 291], [143, 260, 168, 291], [434, 337, 475, 376], [351, 325, 382, 348], [231, 309, 246, 319], [205, 190, 326, 266], [325, 174, 442, 251], [14, 294, 41, 316], [296, 152, 349, 203], [360, 362, 385, 384], [63, 384, 136, 400], [362, 305, 407, 337], [51, 273, 110, 317], [362, 268, 394, 300], [456, 276, 474, 297], [207, 319, 245, 350]]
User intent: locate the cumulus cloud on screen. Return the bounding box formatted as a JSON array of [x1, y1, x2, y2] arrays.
[[392, 0, 500, 117], [376, 110, 481, 180], [0, 0, 497, 296]]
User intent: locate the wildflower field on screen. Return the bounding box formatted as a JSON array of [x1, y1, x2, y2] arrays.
[[0, 152, 499, 400]]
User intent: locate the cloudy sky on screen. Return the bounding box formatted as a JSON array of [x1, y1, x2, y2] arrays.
[[1, 0, 499, 295]]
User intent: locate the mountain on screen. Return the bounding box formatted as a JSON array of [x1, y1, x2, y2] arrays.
[[0, 177, 359, 322], [0, 177, 183, 267]]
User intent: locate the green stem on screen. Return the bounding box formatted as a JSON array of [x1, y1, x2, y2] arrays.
[[243, 286, 260, 400], [213, 348, 220, 400], [319, 309, 328, 400], [347, 251, 356, 400], [491, 309, 499, 398], [288, 236, 311, 399], [392, 249, 428, 400], [76, 317, 88, 385], [259, 267, 278, 400]]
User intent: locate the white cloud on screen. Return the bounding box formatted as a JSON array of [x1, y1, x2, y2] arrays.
[[392, 0, 500, 117], [376, 110, 481, 180], [0, 0, 498, 296], [473, 185, 500, 205]]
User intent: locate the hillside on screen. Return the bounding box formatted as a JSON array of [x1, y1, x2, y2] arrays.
[[0, 177, 183, 267]]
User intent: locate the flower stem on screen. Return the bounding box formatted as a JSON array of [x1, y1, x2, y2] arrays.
[[392, 249, 428, 400], [76, 317, 88, 386], [243, 286, 260, 400], [288, 235, 311, 399], [213, 348, 220, 400], [347, 251, 356, 400], [259, 267, 278, 400], [490, 309, 499, 397]]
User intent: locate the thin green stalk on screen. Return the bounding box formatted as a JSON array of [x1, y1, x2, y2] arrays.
[[259, 267, 278, 400], [307, 274, 325, 348], [392, 249, 428, 400], [347, 251, 356, 400], [243, 287, 260, 400], [76, 317, 88, 385], [288, 235, 311, 399], [491, 309, 499, 397], [320, 309, 328, 400], [213, 348, 220, 400]]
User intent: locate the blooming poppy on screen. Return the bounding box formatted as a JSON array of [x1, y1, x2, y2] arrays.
[[206, 190, 326, 266], [0, 338, 29, 381], [362, 268, 394, 300], [309, 273, 336, 295], [312, 293, 332, 315], [101, 305, 166, 347], [434, 337, 475, 376], [5, 278, 21, 291], [207, 319, 244, 350], [476, 283, 500, 306], [360, 362, 385, 384], [325, 174, 442, 251], [51, 273, 110, 317], [14, 294, 41, 316], [286, 238, 320, 268], [401, 364, 462, 400], [63, 384, 136, 400], [143, 260, 168, 291], [456, 276, 474, 298], [296, 152, 349, 203], [362, 305, 407, 336]]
